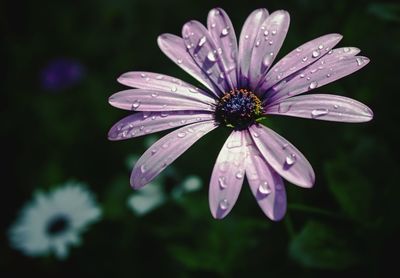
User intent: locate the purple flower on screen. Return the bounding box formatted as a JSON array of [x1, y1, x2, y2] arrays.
[[108, 8, 373, 220], [41, 58, 84, 91]]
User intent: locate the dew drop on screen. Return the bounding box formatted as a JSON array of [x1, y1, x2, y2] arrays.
[[344, 47, 350, 52], [156, 75, 164, 80], [151, 92, 158, 98], [268, 40, 273, 45], [207, 51, 217, 62], [143, 111, 151, 119], [160, 112, 169, 117], [311, 108, 329, 118], [211, 23, 216, 28], [263, 30, 269, 36], [218, 176, 227, 189], [285, 154, 296, 166], [245, 35, 249, 39], [356, 57, 365, 66], [177, 132, 186, 138], [302, 57, 308, 62], [131, 100, 140, 110], [140, 73, 146, 78], [312, 50, 320, 58], [235, 171, 244, 179], [300, 73, 305, 78], [177, 59, 182, 64], [318, 44, 324, 50], [255, 40, 261, 47], [140, 165, 147, 173], [271, 30, 277, 35], [258, 181, 271, 195], [296, 47, 302, 52], [162, 142, 169, 149], [308, 81, 318, 90], [219, 199, 229, 210], [151, 149, 157, 155], [333, 104, 339, 109], [221, 27, 229, 36], [171, 86, 177, 92], [198, 36, 207, 47]]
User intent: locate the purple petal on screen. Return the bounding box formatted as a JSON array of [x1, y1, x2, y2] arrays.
[[266, 51, 370, 105], [209, 130, 246, 219], [238, 8, 269, 88], [131, 121, 217, 189], [248, 10, 290, 90], [108, 111, 215, 140], [157, 33, 221, 98], [258, 34, 343, 92], [266, 94, 373, 122], [108, 89, 215, 111], [245, 141, 286, 220], [118, 71, 215, 104], [249, 124, 315, 188], [207, 8, 239, 87], [182, 20, 234, 92]]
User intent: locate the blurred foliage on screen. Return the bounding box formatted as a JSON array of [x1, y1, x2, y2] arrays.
[[2, 0, 400, 277]]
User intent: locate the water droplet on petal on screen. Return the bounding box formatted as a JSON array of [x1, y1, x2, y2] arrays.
[[245, 35, 249, 39], [296, 47, 302, 52], [151, 92, 158, 97], [302, 57, 308, 62], [218, 176, 227, 189], [156, 75, 164, 80], [140, 165, 147, 173], [131, 100, 140, 110], [300, 73, 305, 78], [356, 57, 365, 66], [285, 154, 296, 166], [140, 73, 146, 78], [344, 47, 350, 52], [312, 50, 320, 58], [177, 59, 182, 64], [160, 112, 169, 117], [235, 171, 244, 179], [309, 81, 318, 90], [221, 27, 229, 36], [211, 23, 216, 28], [162, 142, 169, 149], [171, 86, 177, 92], [255, 40, 261, 47], [227, 140, 242, 149], [311, 108, 329, 118], [258, 181, 271, 195], [333, 104, 339, 109], [151, 149, 157, 155], [219, 199, 229, 210], [198, 36, 207, 47], [263, 30, 269, 36], [271, 30, 277, 35], [207, 51, 216, 62], [177, 132, 186, 138]]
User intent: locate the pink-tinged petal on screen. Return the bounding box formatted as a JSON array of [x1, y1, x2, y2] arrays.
[[157, 33, 221, 98], [182, 20, 234, 92], [207, 8, 239, 87], [118, 71, 215, 104], [248, 10, 290, 90], [238, 8, 269, 88], [108, 111, 215, 140], [266, 53, 370, 105], [209, 130, 246, 219], [108, 89, 215, 112], [131, 121, 217, 189], [266, 94, 373, 123], [249, 124, 315, 188], [245, 141, 286, 221], [258, 34, 343, 92]]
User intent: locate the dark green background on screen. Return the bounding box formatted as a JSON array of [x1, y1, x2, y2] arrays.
[[2, 0, 399, 277]]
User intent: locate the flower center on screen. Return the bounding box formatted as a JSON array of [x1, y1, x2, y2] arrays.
[[46, 214, 70, 236], [215, 89, 263, 130]]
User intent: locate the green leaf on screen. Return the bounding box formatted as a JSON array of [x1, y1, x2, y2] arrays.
[[289, 221, 359, 270]]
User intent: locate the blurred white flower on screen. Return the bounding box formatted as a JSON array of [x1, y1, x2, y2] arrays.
[[172, 175, 203, 200], [9, 181, 101, 260], [127, 182, 166, 216]]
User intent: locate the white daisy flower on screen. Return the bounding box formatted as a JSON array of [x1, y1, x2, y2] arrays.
[[172, 175, 203, 200], [127, 181, 166, 216], [9, 181, 101, 260]]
